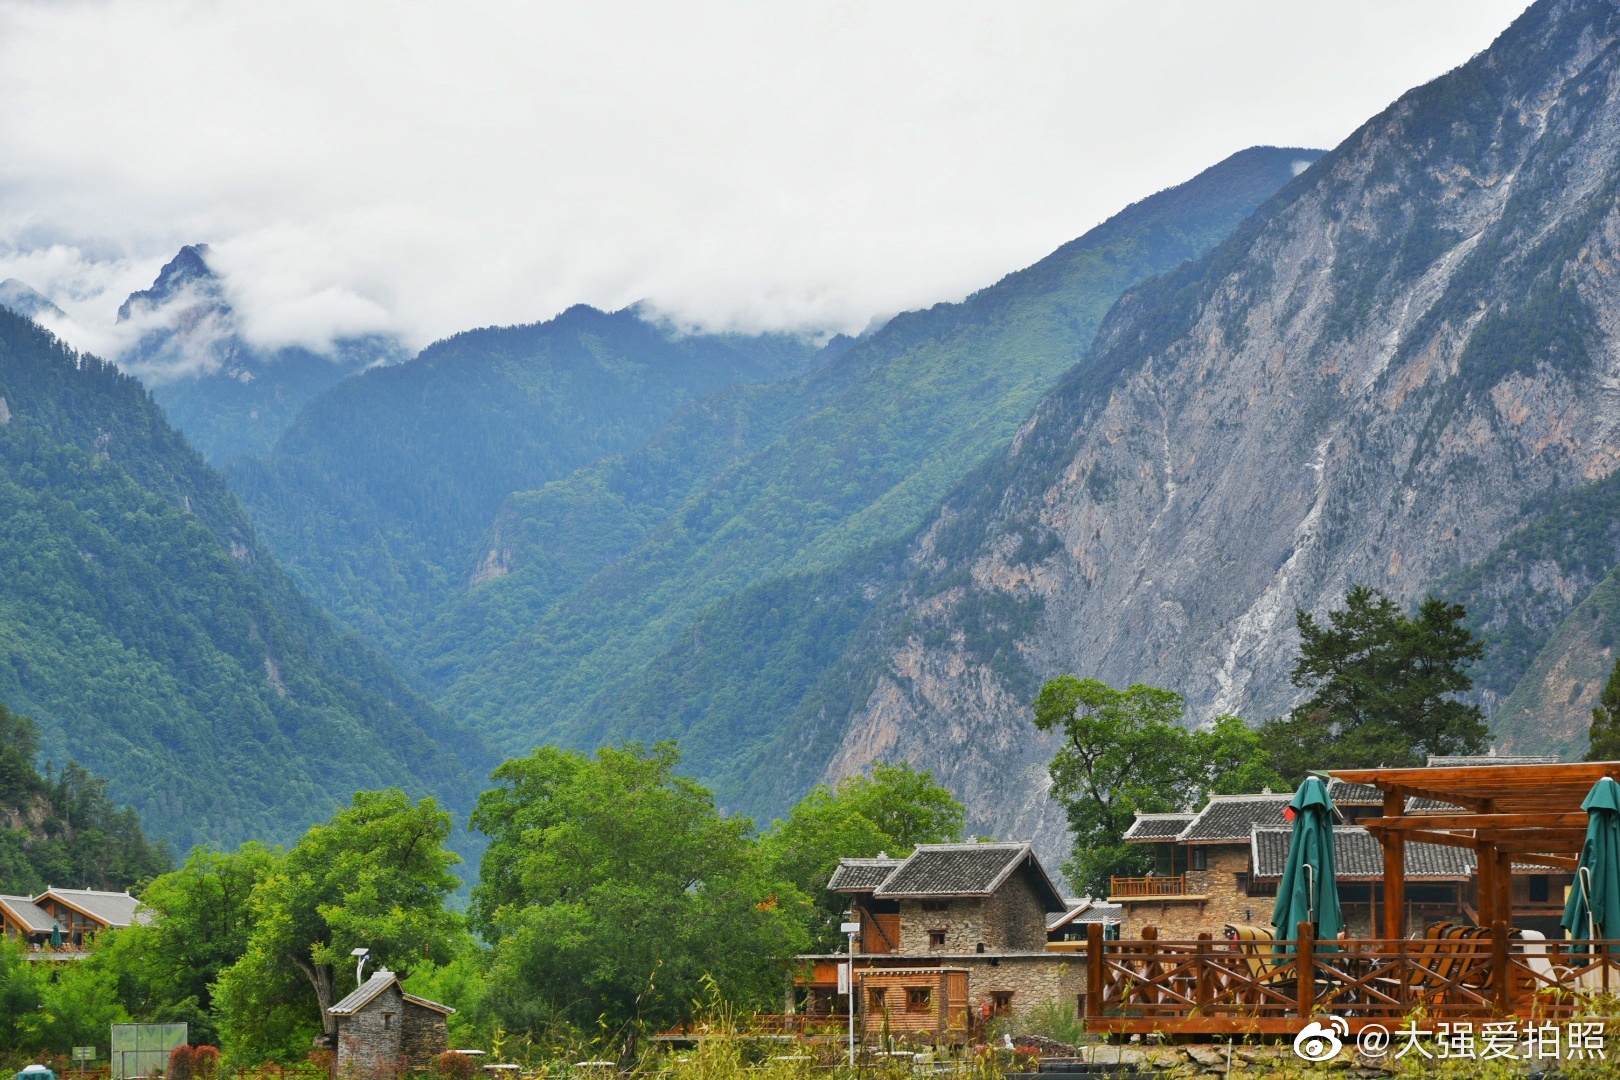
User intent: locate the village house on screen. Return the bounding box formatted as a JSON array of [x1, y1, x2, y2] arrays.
[[1045, 898, 1120, 948], [795, 842, 1084, 1038], [0, 888, 146, 956], [327, 968, 454, 1076], [1111, 756, 1573, 940]]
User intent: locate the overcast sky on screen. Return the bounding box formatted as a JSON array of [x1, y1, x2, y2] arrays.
[[0, 0, 1530, 358]]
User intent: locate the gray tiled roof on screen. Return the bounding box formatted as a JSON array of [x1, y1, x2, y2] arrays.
[[1251, 826, 1475, 880], [1123, 814, 1195, 842], [1426, 754, 1560, 767], [1406, 796, 1465, 813], [827, 858, 901, 892], [1181, 794, 1292, 843], [42, 889, 145, 928], [328, 971, 400, 1016], [1071, 902, 1121, 924], [1327, 779, 1383, 805], [874, 842, 1066, 909], [0, 895, 54, 933]]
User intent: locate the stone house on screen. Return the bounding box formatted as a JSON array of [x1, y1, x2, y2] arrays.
[[1114, 793, 1292, 938], [796, 842, 1082, 1037], [328, 969, 453, 1076], [1045, 899, 1119, 948]]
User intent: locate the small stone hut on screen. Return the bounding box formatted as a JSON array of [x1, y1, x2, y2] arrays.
[[328, 969, 453, 1076]]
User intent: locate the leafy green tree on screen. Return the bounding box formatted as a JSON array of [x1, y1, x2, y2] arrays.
[[214, 790, 462, 1061], [473, 743, 808, 1040], [1264, 586, 1487, 778], [1033, 677, 1281, 897], [1587, 657, 1620, 762], [14, 940, 130, 1053], [0, 934, 43, 1050], [93, 844, 282, 1046], [759, 762, 965, 949]]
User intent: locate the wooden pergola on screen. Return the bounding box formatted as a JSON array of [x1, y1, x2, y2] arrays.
[[1330, 761, 1620, 938]]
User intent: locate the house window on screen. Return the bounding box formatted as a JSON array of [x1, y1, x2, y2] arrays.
[[921, 900, 949, 912], [928, 929, 947, 948], [382, 1013, 393, 1031], [907, 987, 932, 1013], [868, 987, 886, 1013], [1191, 847, 1207, 871], [1530, 876, 1550, 903], [990, 991, 1014, 1016]]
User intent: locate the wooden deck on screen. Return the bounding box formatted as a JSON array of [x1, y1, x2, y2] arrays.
[[1082, 922, 1620, 1035]]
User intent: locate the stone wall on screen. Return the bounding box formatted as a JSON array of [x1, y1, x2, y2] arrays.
[[400, 1002, 449, 1069], [898, 898, 985, 953], [956, 954, 1084, 1025], [895, 868, 1052, 954], [1118, 845, 1266, 939], [335, 984, 404, 1078]]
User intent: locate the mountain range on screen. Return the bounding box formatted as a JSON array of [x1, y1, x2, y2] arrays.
[[5, 0, 1617, 875]]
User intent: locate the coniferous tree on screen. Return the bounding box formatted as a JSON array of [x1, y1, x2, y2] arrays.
[[1586, 657, 1620, 761], [1263, 586, 1487, 779]]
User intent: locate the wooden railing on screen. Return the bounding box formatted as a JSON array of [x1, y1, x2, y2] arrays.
[[1109, 875, 1188, 897], [1082, 922, 1620, 1034]]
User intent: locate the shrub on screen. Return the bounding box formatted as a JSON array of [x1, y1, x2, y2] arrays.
[[435, 1052, 477, 1080], [169, 1045, 195, 1080], [191, 1046, 221, 1079]]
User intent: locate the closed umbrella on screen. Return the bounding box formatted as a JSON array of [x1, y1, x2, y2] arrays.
[[1273, 775, 1343, 947], [49, 923, 61, 948], [1561, 775, 1620, 955]]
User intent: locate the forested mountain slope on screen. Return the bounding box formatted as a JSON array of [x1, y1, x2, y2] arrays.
[[227, 306, 826, 663], [120, 246, 403, 465], [777, 0, 1620, 857], [423, 147, 1321, 776], [0, 307, 487, 853]]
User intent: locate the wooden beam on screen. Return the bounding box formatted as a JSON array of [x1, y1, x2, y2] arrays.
[[1495, 848, 1513, 930], [1332, 763, 1620, 786], [1479, 841, 1497, 927], [1362, 813, 1588, 832], [1382, 789, 1405, 940]]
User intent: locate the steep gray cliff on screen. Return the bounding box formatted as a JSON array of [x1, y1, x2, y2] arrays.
[[806, 0, 1620, 866]]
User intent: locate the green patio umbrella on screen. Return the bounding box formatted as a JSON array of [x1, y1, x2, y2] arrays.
[[1561, 775, 1620, 954], [49, 922, 61, 948], [1273, 775, 1343, 946]]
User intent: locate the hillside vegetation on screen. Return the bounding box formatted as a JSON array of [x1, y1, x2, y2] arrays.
[[0, 307, 486, 852]]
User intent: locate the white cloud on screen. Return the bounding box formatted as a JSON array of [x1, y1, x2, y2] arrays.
[[0, 0, 1530, 360]]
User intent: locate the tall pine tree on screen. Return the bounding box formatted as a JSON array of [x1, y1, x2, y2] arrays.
[[1586, 657, 1620, 761]]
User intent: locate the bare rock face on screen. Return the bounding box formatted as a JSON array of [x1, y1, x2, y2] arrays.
[[820, 0, 1620, 865]]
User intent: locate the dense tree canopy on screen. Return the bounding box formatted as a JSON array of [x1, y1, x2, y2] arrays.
[[758, 761, 964, 949], [214, 790, 462, 1061], [1587, 657, 1620, 762], [1034, 676, 1280, 897], [1263, 586, 1487, 778], [472, 743, 808, 1038]]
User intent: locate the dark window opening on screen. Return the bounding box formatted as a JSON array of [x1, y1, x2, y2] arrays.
[[990, 991, 1013, 1016], [907, 987, 932, 1012], [920, 900, 949, 912], [868, 987, 886, 1013], [1530, 876, 1550, 903], [382, 1013, 393, 1030], [928, 929, 946, 948], [1191, 847, 1207, 871]]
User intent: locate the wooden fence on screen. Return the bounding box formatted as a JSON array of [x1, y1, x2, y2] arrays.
[[1083, 922, 1620, 1035]]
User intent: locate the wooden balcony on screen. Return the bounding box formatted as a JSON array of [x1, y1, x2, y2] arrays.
[[1109, 874, 1190, 898], [1080, 921, 1620, 1035]]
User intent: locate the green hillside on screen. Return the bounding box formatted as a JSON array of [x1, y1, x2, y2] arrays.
[[0, 307, 487, 853], [227, 306, 827, 664], [423, 147, 1322, 796]]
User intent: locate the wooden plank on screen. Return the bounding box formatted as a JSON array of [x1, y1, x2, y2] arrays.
[[1086, 924, 1102, 1019], [1332, 763, 1620, 786], [1362, 813, 1589, 831], [1297, 923, 1314, 1019]]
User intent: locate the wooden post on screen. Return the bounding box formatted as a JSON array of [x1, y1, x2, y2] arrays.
[[1496, 849, 1514, 931], [1491, 920, 1511, 1015], [1296, 922, 1315, 1018], [1086, 923, 1103, 1019], [1478, 841, 1497, 927], [1382, 789, 1406, 939], [1195, 932, 1212, 1011]]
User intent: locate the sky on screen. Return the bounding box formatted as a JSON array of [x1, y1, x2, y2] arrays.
[[0, 0, 1531, 361]]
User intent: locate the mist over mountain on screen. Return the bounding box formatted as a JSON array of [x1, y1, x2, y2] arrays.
[[116, 245, 406, 465], [0, 279, 67, 323], [0, 305, 486, 853]]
